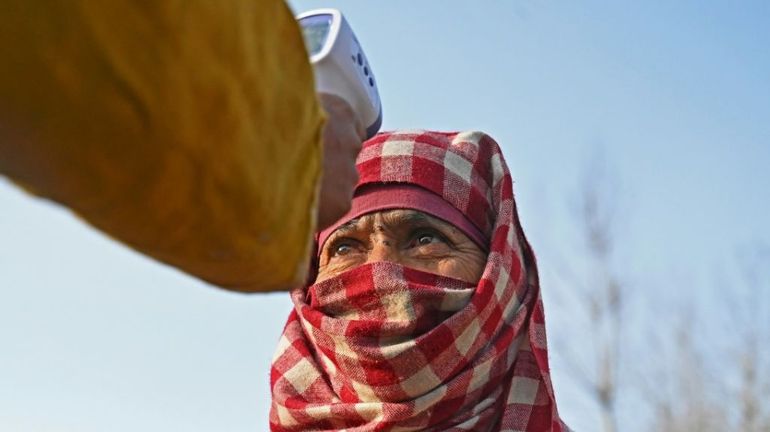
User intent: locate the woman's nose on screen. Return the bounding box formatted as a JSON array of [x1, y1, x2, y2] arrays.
[[367, 237, 402, 264]]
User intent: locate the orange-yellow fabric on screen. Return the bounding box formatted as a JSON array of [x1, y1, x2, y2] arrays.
[[0, 1, 325, 292]]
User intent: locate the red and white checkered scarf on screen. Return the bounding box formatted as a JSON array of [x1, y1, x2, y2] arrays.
[[271, 131, 567, 431]]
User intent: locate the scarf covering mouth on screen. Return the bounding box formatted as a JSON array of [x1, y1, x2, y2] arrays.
[[270, 131, 568, 431]]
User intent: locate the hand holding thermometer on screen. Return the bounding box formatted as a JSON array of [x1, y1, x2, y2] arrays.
[[297, 9, 383, 139]]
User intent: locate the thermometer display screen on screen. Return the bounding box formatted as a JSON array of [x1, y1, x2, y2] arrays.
[[300, 14, 333, 56]]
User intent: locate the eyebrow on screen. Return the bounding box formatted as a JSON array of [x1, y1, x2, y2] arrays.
[[332, 217, 362, 235]]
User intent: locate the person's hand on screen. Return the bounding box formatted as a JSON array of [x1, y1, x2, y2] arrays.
[[316, 93, 366, 230]]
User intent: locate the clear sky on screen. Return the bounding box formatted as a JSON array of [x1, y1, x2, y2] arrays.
[[1, 1, 768, 431]]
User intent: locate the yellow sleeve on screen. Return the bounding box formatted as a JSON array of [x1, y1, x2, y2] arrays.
[[0, 1, 324, 292]]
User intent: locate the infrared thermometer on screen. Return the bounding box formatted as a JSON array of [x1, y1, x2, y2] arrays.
[[297, 8, 383, 139]]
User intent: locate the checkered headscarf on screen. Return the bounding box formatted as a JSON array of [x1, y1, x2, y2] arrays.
[[270, 131, 567, 431]]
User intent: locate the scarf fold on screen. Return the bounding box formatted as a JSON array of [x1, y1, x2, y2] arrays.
[[270, 131, 567, 431]]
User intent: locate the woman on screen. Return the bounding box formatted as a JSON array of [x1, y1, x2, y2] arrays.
[[271, 131, 568, 431]]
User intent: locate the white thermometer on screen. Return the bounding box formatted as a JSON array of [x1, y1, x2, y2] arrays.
[[297, 8, 383, 139]]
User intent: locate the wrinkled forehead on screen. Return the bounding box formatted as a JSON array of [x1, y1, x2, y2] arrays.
[[332, 209, 435, 234]]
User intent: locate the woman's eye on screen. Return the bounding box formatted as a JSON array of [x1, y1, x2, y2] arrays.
[[417, 234, 437, 245], [412, 231, 447, 248], [335, 244, 353, 255], [329, 240, 360, 257]]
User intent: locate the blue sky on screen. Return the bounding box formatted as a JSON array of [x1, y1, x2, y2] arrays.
[[1, 1, 768, 430]]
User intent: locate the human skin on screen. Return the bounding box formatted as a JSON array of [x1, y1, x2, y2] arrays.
[[316, 209, 487, 283], [316, 93, 366, 230]]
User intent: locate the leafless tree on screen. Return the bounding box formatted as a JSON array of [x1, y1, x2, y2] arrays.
[[732, 245, 770, 432], [647, 244, 770, 432], [648, 316, 729, 432], [550, 154, 768, 432], [551, 153, 625, 432]]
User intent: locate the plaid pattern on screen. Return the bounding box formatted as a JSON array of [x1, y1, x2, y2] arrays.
[[271, 131, 567, 431]]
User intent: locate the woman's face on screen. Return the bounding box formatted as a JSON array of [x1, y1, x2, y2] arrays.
[[316, 209, 487, 283]]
